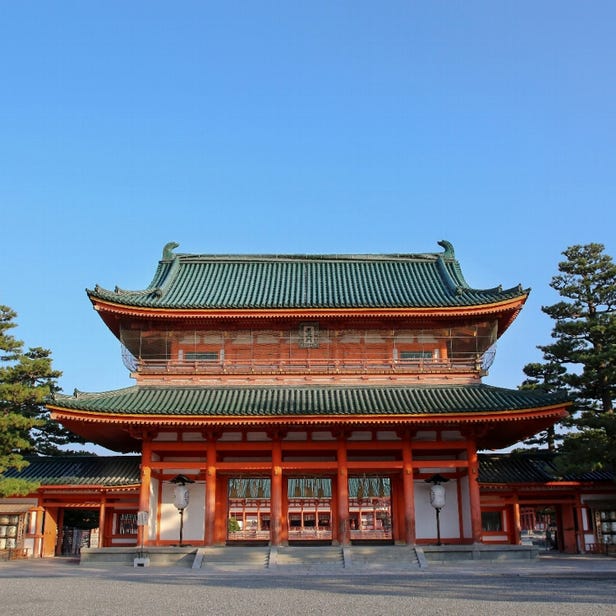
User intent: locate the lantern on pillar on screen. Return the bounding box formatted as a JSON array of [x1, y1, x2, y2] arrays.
[[170, 474, 195, 547], [426, 474, 449, 546]]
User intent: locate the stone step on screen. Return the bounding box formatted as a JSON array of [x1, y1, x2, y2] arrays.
[[274, 546, 344, 567], [198, 546, 270, 569], [192, 545, 424, 571], [347, 545, 420, 569]]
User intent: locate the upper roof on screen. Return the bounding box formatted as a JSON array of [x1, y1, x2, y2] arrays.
[[88, 241, 528, 312]]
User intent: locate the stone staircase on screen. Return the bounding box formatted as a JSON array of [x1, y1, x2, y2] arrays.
[[272, 545, 344, 569], [193, 546, 271, 571], [192, 544, 424, 571], [345, 545, 424, 570]]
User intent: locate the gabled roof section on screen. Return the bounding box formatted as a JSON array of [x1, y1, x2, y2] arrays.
[[3, 455, 141, 487], [87, 241, 528, 312], [479, 452, 615, 484]]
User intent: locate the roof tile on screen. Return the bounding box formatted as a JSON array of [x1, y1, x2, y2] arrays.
[[51, 384, 567, 417], [88, 242, 527, 310]]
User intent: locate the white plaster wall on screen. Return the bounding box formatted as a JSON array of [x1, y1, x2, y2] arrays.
[[159, 481, 206, 542], [414, 480, 460, 540], [148, 478, 159, 541], [458, 475, 472, 539]]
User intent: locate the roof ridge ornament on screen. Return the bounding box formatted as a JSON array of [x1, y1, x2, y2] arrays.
[[437, 240, 455, 259], [112, 285, 163, 297], [163, 241, 180, 261]]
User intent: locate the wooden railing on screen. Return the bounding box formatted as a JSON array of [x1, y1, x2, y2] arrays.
[[136, 356, 484, 375]]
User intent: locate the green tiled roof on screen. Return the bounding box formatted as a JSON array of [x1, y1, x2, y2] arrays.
[[51, 384, 566, 417], [3, 455, 141, 486], [5, 454, 609, 488], [479, 452, 615, 483], [88, 241, 527, 310]]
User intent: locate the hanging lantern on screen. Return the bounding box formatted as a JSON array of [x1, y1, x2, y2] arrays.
[[170, 474, 195, 510], [425, 474, 450, 546], [169, 474, 195, 547], [173, 484, 190, 510], [429, 484, 446, 510]]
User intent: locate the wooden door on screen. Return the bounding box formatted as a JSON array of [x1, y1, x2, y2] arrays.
[[42, 508, 59, 557]]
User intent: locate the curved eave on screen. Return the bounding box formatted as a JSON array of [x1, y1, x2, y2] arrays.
[[50, 403, 567, 452], [49, 404, 566, 426], [90, 294, 528, 337], [38, 484, 140, 492], [479, 481, 588, 489]]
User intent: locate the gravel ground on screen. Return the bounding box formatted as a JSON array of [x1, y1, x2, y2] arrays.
[[1, 555, 615, 616]]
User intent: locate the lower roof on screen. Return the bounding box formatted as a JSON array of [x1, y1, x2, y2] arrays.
[[480, 452, 615, 484], [2, 456, 140, 487], [48, 384, 569, 452], [2, 453, 612, 489]]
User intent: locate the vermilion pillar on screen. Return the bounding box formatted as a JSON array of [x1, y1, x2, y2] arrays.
[[271, 436, 283, 546], [138, 438, 152, 547], [402, 438, 416, 545], [466, 442, 483, 543], [336, 435, 350, 545], [206, 438, 217, 545], [512, 495, 521, 545], [98, 495, 107, 548]]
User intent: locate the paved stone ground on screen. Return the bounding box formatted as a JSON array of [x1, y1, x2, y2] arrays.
[[1, 554, 615, 616]]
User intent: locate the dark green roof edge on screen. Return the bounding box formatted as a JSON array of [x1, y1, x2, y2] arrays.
[[50, 384, 569, 417], [87, 241, 529, 310], [5, 453, 611, 487], [479, 451, 615, 483], [3, 455, 141, 486]]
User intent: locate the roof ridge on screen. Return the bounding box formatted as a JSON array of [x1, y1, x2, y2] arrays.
[[168, 239, 455, 263]]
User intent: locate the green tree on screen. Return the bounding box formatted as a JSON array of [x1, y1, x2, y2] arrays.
[[519, 360, 568, 451], [533, 244, 616, 474], [0, 306, 85, 496]]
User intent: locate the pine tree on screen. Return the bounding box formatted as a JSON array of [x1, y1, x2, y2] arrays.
[[534, 244, 616, 474], [519, 360, 568, 451], [0, 306, 85, 496]]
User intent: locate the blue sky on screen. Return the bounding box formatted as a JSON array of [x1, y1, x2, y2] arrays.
[[1, 2, 615, 406]]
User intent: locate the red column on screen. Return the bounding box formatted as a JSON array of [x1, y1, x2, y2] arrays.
[[467, 442, 482, 543], [271, 436, 283, 546], [98, 495, 107, 548], [206, 438, 217, 545], [336, 435, 350, 545], [138, 439, 152, 547], [402, 437, 416, 545], [512, 496, 521, 545]]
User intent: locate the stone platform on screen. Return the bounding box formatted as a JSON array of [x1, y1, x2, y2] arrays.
[[79, 543, 538, 570]]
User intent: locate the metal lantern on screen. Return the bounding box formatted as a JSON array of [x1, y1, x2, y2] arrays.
[[173, 484, 190, 510], [426, 474, 450, 546], [429, 484, 446, 510], [170, 474, 195, 546]]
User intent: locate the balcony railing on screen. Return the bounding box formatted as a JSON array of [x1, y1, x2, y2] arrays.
[[134, 355, 485, 375]]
